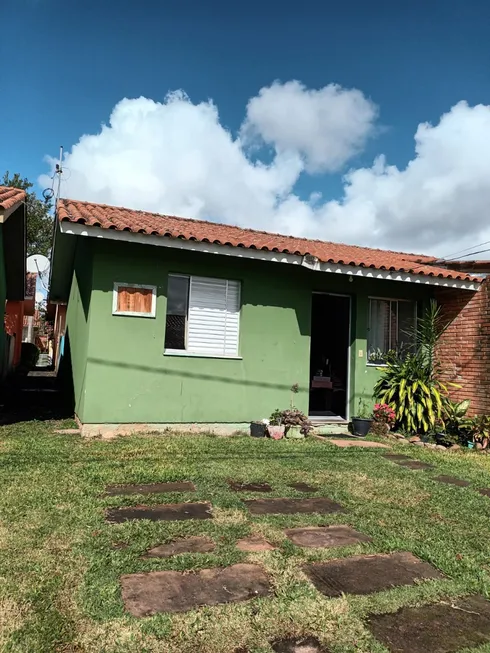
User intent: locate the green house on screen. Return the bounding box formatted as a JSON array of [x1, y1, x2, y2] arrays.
[[49, 198, 480, 436], [0, 187, 26, 378]]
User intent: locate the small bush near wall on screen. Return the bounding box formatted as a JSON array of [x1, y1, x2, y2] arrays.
[[374, 302, 450, 434]]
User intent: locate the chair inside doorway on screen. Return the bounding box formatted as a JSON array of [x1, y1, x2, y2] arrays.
[[308, 293, 350, 421]]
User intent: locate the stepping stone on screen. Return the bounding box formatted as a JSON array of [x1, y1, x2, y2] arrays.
[[368, 595, 490, 653], [106, 502, 212, 523], [236, 536, 276, 552], [143, 536, 215, 558], [272, 636, 329, 652], [382, 453, 412, 461], [433, 475, 470, 487], [285, 525, 371, 548], [288, 482, 318, 493], [120, 563, 271, 616], [105, 481, 195, 496], [244, 497, 344, 516], [329, 439, 389, 448], [228, 481, 272, 492], [304, 551, 443, 597], [479, 488, 490, 497], [395, 460, 433, 470]]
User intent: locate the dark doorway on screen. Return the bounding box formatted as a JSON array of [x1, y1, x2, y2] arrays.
[[308, 293, 350, 420]]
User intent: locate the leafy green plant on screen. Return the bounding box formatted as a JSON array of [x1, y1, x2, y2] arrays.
[[441, 399, 471, 434], [269, 409, 283, 426], [355, 399, 373, 419], [461, 415, 490, 449], [374, 301, 454, 434]]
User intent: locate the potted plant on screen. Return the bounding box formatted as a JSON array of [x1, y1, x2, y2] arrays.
[[280, 408, 313, 439], [463, 414, 490, 450], [268, 409, 285, 440], [250, 420, 268, 438], [351, 400, 373, 437]]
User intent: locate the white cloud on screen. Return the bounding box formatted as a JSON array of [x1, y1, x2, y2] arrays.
[[319, 101, 490, 255], [241, 80, 378, 173], [40, 84, 490, 257]]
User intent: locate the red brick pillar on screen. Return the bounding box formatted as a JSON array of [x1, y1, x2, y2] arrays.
[[435, 280, 490, 414]]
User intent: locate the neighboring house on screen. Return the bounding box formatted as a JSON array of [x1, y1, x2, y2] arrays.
[[5, 272, 36, 367], [49, 198, 481, 433], [0, 187, 26, 378]]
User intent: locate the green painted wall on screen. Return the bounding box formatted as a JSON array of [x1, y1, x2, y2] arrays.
[[68, 237, 434, 424], [63, 239, 94, 417], [0, 226, 6, 376]]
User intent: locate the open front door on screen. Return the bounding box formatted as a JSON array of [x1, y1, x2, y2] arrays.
[[308, 293, 350, 421]]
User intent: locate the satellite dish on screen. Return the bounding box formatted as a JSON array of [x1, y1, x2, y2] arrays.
[[27, 255, 50, 274]]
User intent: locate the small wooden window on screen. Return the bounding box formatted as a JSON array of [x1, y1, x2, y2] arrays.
[[113, 283, 156, 317]]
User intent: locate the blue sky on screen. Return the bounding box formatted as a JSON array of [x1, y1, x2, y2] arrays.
[[2, 0, 490, 255]]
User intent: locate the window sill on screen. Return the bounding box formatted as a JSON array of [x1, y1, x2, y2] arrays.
[[113, 311, 156, 318], [164, 349, 242, 360], [366, 362, 388, 368]]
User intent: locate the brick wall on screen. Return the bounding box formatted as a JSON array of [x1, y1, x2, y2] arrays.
[[436, 280, 490, 414]]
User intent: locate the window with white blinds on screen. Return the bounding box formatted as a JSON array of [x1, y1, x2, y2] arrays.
[[164, 274, 241, 357]]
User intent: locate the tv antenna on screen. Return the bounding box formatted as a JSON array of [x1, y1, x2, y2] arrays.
[[43, 145, 67, 203]]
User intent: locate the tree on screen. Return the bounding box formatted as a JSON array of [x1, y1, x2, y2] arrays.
[[2, 171, 53, 257]]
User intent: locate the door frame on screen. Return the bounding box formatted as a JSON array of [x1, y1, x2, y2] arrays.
[[310, 291, 352, 421]]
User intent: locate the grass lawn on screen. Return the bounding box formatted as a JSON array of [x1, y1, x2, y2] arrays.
[[3, 423, 490, 653]]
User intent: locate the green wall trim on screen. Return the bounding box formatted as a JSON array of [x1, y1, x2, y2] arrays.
[[61, 237, 435, 424]]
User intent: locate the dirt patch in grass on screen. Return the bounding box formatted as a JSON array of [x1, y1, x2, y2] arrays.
[[433, 475, 470, 487], [288, 483, 318, 493], [143, 536, 215, 558], [395, 460, 433, 471], [228, 481, 273, 492], [0, 597, 28, 648]]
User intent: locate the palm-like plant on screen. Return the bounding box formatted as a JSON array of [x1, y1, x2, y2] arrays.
[[373, 301, 453, 434]]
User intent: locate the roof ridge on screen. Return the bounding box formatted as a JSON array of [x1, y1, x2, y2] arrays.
[[57, 197, 433, 263]]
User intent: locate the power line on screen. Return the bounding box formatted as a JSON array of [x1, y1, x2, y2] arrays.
[[441, 239, 490, 261], [444, 247, 490, 262]]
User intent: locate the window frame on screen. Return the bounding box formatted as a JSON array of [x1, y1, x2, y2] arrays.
[[112, 282, 157, 318], [164, 273, 242, 359], [366, 296, 417, 366]]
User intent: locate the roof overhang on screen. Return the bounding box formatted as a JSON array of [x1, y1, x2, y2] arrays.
[[0, 202, 22, 223], [58, 221, 481, 291]]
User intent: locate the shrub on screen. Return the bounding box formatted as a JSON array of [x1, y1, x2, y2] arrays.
[[374, 301, 453, 434], [373, 403, 396, 426]]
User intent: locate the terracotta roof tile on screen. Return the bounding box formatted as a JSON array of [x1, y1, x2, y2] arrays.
[[0, 186, 26, 211], [57, 198, 481, 283]]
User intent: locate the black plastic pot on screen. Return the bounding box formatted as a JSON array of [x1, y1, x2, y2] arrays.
[[250, 422, 267, 438], [351, 417, 373, 437]]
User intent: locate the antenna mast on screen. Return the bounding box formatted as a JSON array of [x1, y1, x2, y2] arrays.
[[42, 145, 64, 204], [54, 145, 64, 201]]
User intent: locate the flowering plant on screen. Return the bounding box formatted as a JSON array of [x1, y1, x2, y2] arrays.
[[373, 403, 396, 426]]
